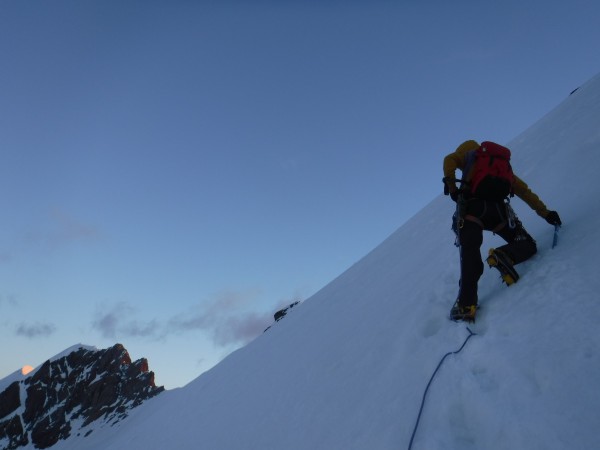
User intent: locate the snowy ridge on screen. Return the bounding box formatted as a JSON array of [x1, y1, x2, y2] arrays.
[[44, 72, 600, 450], [0, 344, 97, 394], [0, 370, 25, 395], [1, 344, 162, 449], [47, 344, 97, 363]]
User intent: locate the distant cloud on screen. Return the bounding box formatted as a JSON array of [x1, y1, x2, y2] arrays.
[[51, 208, 101, 241], [92, 306, 121, 339], [23, 208, 102, 249], [214, 313, 274, 347], [92, 291, 299, 349], [16, 322, 56, 338], [167, 290, 273, 347], [168, 290, 252, 331], [170, 308, 273, 347], [125, 319, 161, 338], [92, 302, 161, 340], [0, 293, 18, 308]]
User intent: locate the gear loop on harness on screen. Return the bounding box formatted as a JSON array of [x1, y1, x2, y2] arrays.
[[504, 198, 517, 229], [444, 177, 470, 246]]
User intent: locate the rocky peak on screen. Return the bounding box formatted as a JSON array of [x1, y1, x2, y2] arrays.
[[0, 344, 164, 449]]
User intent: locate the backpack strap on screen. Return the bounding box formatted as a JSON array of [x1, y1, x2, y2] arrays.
[[461, 148, 478, 189]]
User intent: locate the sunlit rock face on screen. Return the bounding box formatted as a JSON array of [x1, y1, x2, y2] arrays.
[[0, 344, 164, 449]]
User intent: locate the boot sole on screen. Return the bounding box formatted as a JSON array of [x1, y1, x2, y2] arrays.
[[450, 305, 477, 322], [450, 314, 476, 323], [487, 249, 519, 286]]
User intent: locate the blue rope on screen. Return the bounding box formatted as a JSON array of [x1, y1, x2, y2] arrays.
[[407, 326, 477, 450]]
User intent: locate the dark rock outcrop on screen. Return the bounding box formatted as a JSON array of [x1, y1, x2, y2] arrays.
[[0, 382, 21, 419], [274, 301, 300, 322], [264, 301, 301, 333], [0, 344, 164, 449]]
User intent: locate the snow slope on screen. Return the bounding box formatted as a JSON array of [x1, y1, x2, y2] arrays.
[[48, 73, 600, 450]]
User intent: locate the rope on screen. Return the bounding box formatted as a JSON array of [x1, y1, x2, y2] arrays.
[[407, 326, 477, 450]]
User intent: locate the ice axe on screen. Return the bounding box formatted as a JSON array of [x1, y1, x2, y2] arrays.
[[552, 224, 560, 249]]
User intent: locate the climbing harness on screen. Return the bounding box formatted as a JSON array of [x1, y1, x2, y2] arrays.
[[443, 177, 468, 247]]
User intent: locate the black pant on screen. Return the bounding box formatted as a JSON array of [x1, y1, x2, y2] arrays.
[[457, 199, 537, 307]]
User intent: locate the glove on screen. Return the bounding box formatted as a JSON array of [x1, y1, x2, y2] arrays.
[[545, 211, 562, 226], [450, 191, 459, 202]]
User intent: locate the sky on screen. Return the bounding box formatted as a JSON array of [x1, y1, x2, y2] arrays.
[[1, 0, 599, 389], [21, 71, 600, 450]]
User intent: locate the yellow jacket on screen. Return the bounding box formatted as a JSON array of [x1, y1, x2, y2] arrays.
[[443, 140, 549, 218]]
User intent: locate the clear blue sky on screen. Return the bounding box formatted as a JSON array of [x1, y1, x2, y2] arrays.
[[1, 0, 598, 388]]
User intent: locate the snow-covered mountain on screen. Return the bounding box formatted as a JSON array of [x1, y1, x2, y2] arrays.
[[0, 345, 163, 449], [8, 72, 600, 450]]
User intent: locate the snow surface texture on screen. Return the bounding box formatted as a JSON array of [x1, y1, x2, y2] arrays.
[[27, 74, 600, 450]]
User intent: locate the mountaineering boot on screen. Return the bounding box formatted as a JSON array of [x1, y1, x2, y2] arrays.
[[450, 301, 477, 322], [487, 248, 519, 286]]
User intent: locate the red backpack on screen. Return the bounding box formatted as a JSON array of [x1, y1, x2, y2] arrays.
[[468, 141, 514, 200]]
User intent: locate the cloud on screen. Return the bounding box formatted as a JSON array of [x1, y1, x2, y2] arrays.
[[92, 307, 121, 339], [23, 208, 102, 249], [167, 290, 254, 331], [125, 319, 161, 338], [92, 303, 161, 340], [167, 290, 275, 347], [92, 291, 301, 349], [214, 313, 274, 347], [0, 294, 18, 308], [169, 308, 273, 347], [50, 208, 99, 239], [16, 322, 56, 338]]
